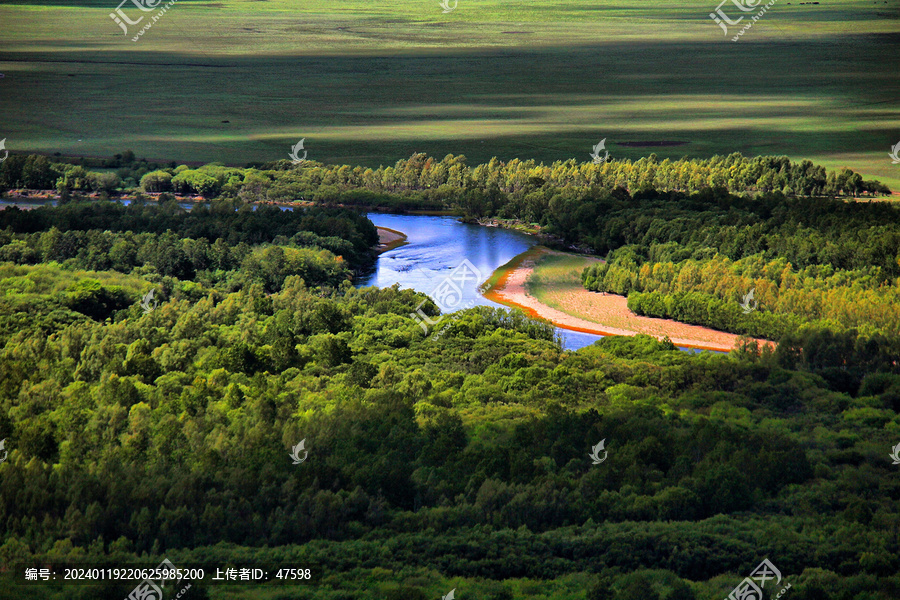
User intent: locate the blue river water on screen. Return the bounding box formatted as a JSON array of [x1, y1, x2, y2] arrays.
[[356, 213, 605, 351]]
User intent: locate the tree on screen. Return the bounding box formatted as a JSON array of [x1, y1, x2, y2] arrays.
[[21, 155, 56, 189], [140, 170, 173, 192], [311, 333, 352, 367], [88, 171, 122, 193], [587, 576, 615, 600]]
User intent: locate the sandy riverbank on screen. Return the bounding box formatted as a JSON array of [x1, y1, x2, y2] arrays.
[[486, 247, 768, 353], [375, 227, 408, 254]]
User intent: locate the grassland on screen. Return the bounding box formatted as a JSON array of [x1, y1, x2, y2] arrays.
[[1, 0, 898, 186]]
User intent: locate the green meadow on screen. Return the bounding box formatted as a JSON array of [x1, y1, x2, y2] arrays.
[[1, 0, 898, 186]]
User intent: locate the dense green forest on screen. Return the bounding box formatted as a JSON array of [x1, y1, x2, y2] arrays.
[[0, 201, 378, 299], [579, 192, 900, 341], [1, 153, 899, 598], [0, 195, 899, 599]]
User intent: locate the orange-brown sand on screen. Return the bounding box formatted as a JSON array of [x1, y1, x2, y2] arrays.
[[486, 248, 771, 353]]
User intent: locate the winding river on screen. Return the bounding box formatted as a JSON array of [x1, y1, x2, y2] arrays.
[[357, 213, 604, 351]]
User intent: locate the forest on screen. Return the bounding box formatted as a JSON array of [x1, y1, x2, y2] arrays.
[[0, 192, 898, 599], [579, 192, 900, 342], [0, 151, 890, 209]]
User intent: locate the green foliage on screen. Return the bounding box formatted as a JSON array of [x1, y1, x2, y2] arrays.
[[384, 586, 429, 600], [249, 153, 887, 218], [0, 201, 376, 289], [61, 278, 132, 320], [1, 196, 899, 599], [139, 170, 173, 193], [580, 192, 900, 339]]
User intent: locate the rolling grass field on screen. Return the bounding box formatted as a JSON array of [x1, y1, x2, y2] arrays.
[[1, 0, 898, 186]]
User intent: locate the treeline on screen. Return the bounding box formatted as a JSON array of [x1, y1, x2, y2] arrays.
[[0, 231, 351, 293], [1, 151, 889, 210], [0, 150, 174, 195], [126, 153, 895, 202], [0, 200, 382, 326], [565, 190, 900, 268]]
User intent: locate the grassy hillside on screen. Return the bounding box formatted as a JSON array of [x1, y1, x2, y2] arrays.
[[1, 0, 898, 186]]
